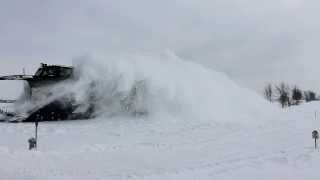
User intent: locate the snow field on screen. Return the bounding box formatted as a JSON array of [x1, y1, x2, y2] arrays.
[[0, 53, 319, 179]]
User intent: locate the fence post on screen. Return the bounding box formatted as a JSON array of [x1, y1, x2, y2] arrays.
[[312, 130, 319, 149]]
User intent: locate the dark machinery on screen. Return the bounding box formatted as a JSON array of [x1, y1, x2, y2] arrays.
[[0, 63, 93, 122]]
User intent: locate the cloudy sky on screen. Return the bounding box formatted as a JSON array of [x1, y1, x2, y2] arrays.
[[0, 0, 319, 92]]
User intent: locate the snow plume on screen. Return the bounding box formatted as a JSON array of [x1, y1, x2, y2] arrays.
[[68, 51, 276, 125], [70, 56, 150, 118]]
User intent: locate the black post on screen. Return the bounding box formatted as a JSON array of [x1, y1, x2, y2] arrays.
[[313, 130, 319, 150], [35, 120, 38, 150]]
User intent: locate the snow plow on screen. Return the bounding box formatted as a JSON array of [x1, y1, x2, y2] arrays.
[[0, 63, 94, 122]]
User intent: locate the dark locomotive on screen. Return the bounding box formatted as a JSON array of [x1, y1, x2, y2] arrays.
[[0, 63, 93, 122]]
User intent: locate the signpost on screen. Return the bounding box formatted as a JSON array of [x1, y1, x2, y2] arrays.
[[312, 130, 319, 149], [28, 117, 39, 150], [35, 120, 38, 150]]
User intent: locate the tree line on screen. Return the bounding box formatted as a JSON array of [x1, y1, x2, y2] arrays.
[[264, 83, 319, 108]]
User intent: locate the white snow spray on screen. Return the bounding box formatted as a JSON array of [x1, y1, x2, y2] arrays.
[[62, 51, 277, 125], [8, 51, 277, 125]]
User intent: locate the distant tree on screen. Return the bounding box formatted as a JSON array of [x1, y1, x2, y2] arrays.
[[292, 86, 303, 105], [275, 83, 290, 108], [309, 91, 317, 101], [304, 91, 317, 102], [264, 84, 273, 102], [304, 91, 310, 102], [279, 92, 289, 108], [263, 82, 320, 107]]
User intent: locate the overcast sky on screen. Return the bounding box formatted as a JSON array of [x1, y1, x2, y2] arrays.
[[0, 0, 320, 92]]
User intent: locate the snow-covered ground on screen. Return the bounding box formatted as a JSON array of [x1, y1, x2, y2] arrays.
[[0, 54, 319, 179]]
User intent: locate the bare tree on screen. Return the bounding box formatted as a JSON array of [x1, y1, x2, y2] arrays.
[[275, 82, 290, 108], [263, 82, 320, 107], [264, 84, 273, 102], [292, 86, 302, 105]]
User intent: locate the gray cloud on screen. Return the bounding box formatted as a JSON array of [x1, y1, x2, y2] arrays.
[[0, 0, 320, 92]]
